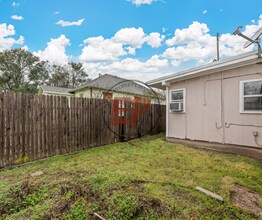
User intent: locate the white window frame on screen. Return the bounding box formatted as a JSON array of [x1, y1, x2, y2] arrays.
[[240, 79, 262, 114], [169, 88, 186, 113]]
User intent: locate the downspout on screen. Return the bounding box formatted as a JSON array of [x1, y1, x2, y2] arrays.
[[221, 71, 225, 144], [165, 82, 170, 138], [185, 80, 187, 140]]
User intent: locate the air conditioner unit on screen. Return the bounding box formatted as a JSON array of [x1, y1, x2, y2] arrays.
[[170, 102, 183, 112]]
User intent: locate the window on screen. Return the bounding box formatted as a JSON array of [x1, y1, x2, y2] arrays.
[[118, 100, 125, 117], [240, 79, 262, 113], [170, 89, 186, 112], [113, 98, 129, 117]]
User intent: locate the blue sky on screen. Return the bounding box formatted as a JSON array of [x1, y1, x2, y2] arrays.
[[0, 0, 262, 80]]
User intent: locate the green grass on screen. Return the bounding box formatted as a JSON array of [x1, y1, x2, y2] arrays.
[[0, 134, 261, 219]]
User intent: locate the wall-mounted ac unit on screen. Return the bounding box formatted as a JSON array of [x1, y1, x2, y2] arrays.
[[170, 102, 183, 112]]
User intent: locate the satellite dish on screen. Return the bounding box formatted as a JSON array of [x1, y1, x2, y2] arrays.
[[243, 27, 262, 48], [233, 25, 262, 58]]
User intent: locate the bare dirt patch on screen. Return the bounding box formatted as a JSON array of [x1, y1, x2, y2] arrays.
[[0, 180, 39, 216], [231, 184, 262, 217]]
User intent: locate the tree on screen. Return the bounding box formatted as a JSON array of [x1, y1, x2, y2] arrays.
[[0, 75, 4, 90], [0, 48, 89, 93], [0, 48, 49, 93], [48, 62, 88, 88], [69, 62, 88, 88], [48, 65, 70, 88]]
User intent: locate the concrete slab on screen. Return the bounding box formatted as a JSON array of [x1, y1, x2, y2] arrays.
[[166, 137, 262, 160]]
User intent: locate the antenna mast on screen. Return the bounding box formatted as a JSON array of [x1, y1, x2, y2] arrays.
[[216, 33, 220, 61]]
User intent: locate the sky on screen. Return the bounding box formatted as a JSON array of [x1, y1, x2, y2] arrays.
[[0, 0, 262, 81]]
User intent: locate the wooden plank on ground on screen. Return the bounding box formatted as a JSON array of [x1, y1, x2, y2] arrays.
[[196, 186, 223, 202]]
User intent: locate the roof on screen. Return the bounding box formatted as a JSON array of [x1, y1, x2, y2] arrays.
[[40, 85, 72, 94], [147, 51, 262, 89], [39, 74, 165, 99], [72, 74, 165, 98], [72, 74, 128, 91]]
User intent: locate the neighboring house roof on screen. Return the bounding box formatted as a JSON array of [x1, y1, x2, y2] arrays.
[[72, 74, 165, 98], [39, 74, 165, 99], [40, 85, 72, 94], [147, 51, 262, 89]]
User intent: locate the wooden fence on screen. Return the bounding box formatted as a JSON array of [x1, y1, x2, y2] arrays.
[[0, 92, 165, 168]]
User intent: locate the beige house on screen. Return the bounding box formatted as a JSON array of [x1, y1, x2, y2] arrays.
[[38, 85, 74, 97], [39, 74, 165, 104], [147, 52, 262, 148]]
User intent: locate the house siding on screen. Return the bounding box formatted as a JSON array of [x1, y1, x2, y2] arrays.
[[168, 63, 262, 148], [41, 91, 74, 97]]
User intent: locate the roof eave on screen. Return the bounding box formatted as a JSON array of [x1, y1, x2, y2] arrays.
[[43, 91, 74, 96], [147, 52, 261, 89], [166, 55, 261, 84]]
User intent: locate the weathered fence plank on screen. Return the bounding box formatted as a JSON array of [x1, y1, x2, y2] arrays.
[[0, 91, 166, 168], [0, 93, 3, 168]]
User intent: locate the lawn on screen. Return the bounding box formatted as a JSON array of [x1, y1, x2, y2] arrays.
[[0, 134, 261, 220]]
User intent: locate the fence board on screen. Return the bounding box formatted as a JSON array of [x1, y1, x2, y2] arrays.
[[0, 91, 166, 168], [0, 93, 3, 168]]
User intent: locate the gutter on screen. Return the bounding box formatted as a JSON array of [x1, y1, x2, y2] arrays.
[[147, 52, 261, 86]]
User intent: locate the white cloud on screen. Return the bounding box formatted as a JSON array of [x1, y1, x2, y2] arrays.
[[162, 27, 168, 33], [11, 15, 24, 21], [79, 36, 126, 62], [79, 27, 165, 63], [126, 46, 136, 55], [259, 15, 262, 26], [251, 19, 255, 24], [163, 17, 262, 65], [202, 10, 208, 14], [166, 21, 210, 47], [56, 18, 84, 27], [113, 27, 146, 48], [79, 14, 262, 81], [22, 45, 28, 51], [129, 0, 155, 6], [11, 2, 20, 7], [163, 22, 216, 62], [54, 11, 60, 15], [34, 35, 70, 65], [105, 58, 156, 72], [0, 23, 24, 51], [100, 55, 168, 73], [171, 60, 181, 67], [144, 32, 165, 48], [82, 55, 169, 81], [113, 27, 164, 49], [145, 55, 168, 68], [0, 23, 15, 37]]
